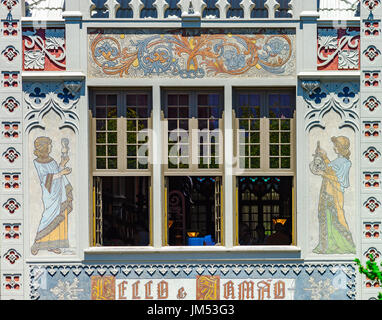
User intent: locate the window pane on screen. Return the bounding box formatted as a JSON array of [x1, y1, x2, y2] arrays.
[[96, 177, 150, 246]]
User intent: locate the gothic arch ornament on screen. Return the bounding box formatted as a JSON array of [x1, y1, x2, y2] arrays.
[[302, 80, 360, 131], [23, 81, 82, 133]]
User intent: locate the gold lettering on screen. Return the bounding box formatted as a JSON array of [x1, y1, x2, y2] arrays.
[[157, 280, 169, 299], [257, 280, 272, 300], [238, 281, 254, 300], [223, 281, 235, 299], [132, 281, 141, 299], [118, 281, 128, 300], [274, 280, 286, 299], [145, 281, 154, 299]]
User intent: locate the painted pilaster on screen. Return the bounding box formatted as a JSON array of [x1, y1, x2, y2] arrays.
[[359, 0, 382, 300], [0, 0, 24, 300]]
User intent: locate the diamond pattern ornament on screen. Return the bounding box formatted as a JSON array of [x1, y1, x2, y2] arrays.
[[183, 266, 193, 275], [121, 266, 131, 276]]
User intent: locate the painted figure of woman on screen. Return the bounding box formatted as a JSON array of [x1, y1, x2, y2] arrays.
[[310, 136, 356, 254], [31, 137, 73, 255]]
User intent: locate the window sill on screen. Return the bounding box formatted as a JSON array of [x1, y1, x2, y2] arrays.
[[84, 245, 301, 255]]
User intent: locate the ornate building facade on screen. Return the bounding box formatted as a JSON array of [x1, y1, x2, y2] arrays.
[[0, 0, 378, 300]]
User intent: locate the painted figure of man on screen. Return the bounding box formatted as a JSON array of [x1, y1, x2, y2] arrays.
[[310, 136, 356, 254], [31, 136, 73, 255]]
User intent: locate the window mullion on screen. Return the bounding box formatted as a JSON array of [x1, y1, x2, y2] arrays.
[[260, 117, 269, 171], [119, 116, 127, 172]]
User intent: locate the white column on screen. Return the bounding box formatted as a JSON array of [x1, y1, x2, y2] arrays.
[[224, 84, 234, 248], [152, 85, 163, 248]]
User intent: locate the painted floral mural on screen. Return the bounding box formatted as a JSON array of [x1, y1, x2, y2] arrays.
[[88, 29, 296, 79]]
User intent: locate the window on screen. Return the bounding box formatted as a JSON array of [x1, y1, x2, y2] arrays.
[[91, 90, 151, 172], [233, 89, 296, 246], [162, 89, 224, 247], [165, 176, 222, 246], [94, 176, 151, 246], [163, 89, 224, 172], [234, 89, 295, 172], [90, 90, 152, 247], [237, 176, 293, 246]]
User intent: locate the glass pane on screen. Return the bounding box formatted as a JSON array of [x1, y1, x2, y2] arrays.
[[107, 132, 117, 143], [107, 95, 117, 106], [127, 145, 136, 156], [107, 107, 117, 118], [281, 145, 290, 156], [269, 119, 279, 130], [96, 95, 106, 106], [96, 145, 106, 156], [126, 107, 138, 118], [250, 157, 260, 168], [96, 120, 106, 131], [96, 132, 106, 143], [107, 119, 117, 131], [96, 107, 106, 118], [270, 158, 279, 168], [270, 145, 279, 156], [127, 158, 137, 169], [281, 158, 290, 169], [270, 132, 279, 143], [96, 158, 106, 169], [126, 94, 136, 106], [250, 132, 260, 143], [127, 133, 136, 144], [107, 158, 117, 169], [280, 132, 290, 143], [126, 120, 136, 130], [108, 145, 117, 156]]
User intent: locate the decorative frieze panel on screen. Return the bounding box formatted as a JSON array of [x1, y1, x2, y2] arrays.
[[2, 45, 19, 62], [3, 222, 21, 240], [2, 197, 20, 216], [1, 20, 18, 37], [3, 274, 21, 291], [363, 18, 381, 36], [363, 70, 381, 87], [88, 28, 296, 79], [1, 121, 21, 140], [1, 71, 19, 88], [363, 171, 381, 190], [2, 96, 19, 113], [1, 0, 23, 300], [23, 81, 81, 132], [364, 221, 381, 239], [87, 0, 295, 20], [363, 121, 381, 137], [1, 146, 21, 166], [3, 248, 21, 265], [364, 196, 381, 214], [363, 146, 381, 164], [364, 45, 381, 63], [302, 80, 360, 131], [2, 172, 21, 190], [317, 28, 360, 71], [361, 0, 382, 299], [22, 28, 66, 71], [29, 263, 356, 300]]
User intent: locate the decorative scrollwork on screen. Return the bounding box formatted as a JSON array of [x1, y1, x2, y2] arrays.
[[302, 81, 360, 131], [22, 28, 66, 71], [23, 81, 82, 133], [317, 28, 360, 70], [89, 30, 295, 79]]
